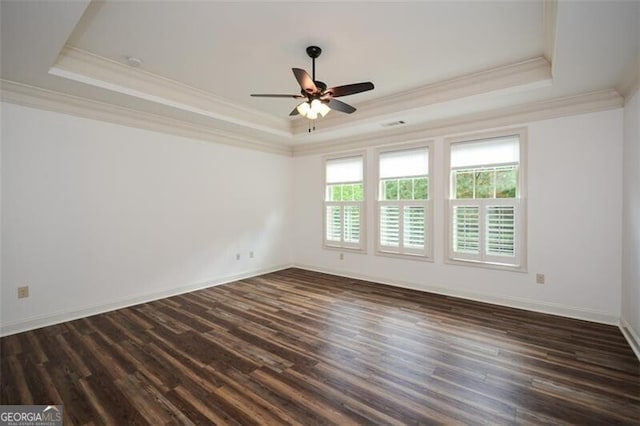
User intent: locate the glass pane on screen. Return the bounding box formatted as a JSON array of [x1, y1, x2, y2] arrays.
[[403, 206, 425, 249], [399, 179, 413, 200], [453, 205, 480, 254], [454, 171, 474, 199], [383, 179, 398, 201], [326, 206, 342, 242], [343, 206, 360, 243], [413, 177, 428, 200], [380, 206, 400, 247], [486, 205, 515, 256], [475, 170, 494, 198], [326, 184, 341, 201], [352, 183, 364, 201], [342, 184, 354, 201], [496, 167, 517, 198]]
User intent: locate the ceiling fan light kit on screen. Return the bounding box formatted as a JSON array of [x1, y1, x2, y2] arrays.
[[297, 98, 330, 119], [251, 45, 375, 132]]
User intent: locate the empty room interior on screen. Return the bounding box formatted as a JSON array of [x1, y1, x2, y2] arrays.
[[1, 0, 640, 424]]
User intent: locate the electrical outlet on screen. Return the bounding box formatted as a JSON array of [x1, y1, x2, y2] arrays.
[[18, 286, 29, 298], [235, 253, 241, 260], [339, 253, 344, 260], [249, 251, 254, 258], [536, 273, 545, 284]]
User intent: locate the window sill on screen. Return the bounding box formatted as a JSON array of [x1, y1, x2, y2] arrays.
[[375, 250, 433, 262], [445, 257, 527, 273], [323, 245, 367, 254]]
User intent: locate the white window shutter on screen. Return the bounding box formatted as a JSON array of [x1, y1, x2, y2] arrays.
[[403, 206, 425, 249], [485, 205, 516, 257], [380, 206, 400, 248], [325, 205, 342, 243], [452, 204, 480, 257], [343, 206, 361, 244]]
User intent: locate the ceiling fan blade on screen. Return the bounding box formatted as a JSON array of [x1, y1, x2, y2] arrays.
[[326, 82, 374, 98], [251, 94, 305, 98], [292, 68, 317, 94], [328, 99, 356, 114], [289, 107, 299, 116]]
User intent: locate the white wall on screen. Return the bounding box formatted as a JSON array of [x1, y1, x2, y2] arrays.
[[1, 102, 292, 335], [0, 101, 628, 336], [293, 109, 623, 323], [622, 89, 640, 349]]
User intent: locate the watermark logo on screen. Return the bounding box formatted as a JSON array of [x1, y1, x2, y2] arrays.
[[0, 405, 63, 425]]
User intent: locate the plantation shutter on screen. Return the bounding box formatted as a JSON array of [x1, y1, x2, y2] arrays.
[[486, 205, 515, 256], [380, 206, 400, 247], [403, 206, 425, 249], [326, 206, 342, 242], [452, 204, 480, 256], [343, 206, 361, 244]]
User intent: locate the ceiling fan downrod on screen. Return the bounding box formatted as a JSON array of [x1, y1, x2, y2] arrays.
[[306, 46, 322, 83]]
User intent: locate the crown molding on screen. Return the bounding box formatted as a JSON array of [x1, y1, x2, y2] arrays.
[[617, 56, 639, 100], [292, 89, 623, 156], [49, 46, 293, 138], [543, 0, 559, 77], [52, 48, 553, 140], [291, 56, 552, 135], [0, 79, 293, 157], [1, 79, 622, 159]]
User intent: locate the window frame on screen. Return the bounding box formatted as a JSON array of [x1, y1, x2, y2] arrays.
[[444, 128, 527, 271], [375, 141, 434, 261], [322, 151, 367, 252]]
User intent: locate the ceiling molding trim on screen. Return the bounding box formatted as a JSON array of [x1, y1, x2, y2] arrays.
[[292, 89, 623, 156], [50, 46, 293, 138], [617, 57, 640, 100], [291, 56, 552, 135], [0, 79, 293, 157], [543, 0, 559, 77]]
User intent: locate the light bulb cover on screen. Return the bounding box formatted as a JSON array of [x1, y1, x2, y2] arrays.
[[310, 99, 322, 112], [296, 99, 330, 120], [318, 103, 331, 117], [296, 102, 311, 116]]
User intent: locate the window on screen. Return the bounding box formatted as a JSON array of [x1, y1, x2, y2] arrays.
[[377, 145, 431, 258], [324, 155, 365, 250], [447, 131, 525, 269]]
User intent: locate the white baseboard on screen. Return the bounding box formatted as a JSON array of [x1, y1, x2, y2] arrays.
[[0, 264, 293, 337], [293, 264, 619, 325], [620, 317, 640, 361]]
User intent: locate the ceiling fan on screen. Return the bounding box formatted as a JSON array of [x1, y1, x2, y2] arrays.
[[251, 46, 374, 130]]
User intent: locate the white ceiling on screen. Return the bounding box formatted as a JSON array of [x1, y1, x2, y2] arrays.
[[1, 0, 638, 149]]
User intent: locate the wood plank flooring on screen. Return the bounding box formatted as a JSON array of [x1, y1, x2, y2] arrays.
[[2, 268, 639, 425]]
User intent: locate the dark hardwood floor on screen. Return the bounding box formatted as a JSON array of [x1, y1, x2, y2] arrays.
[[1, 268, 639, 425]]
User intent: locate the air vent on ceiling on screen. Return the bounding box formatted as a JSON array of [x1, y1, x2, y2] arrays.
[[381, 120, 406, 128]]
